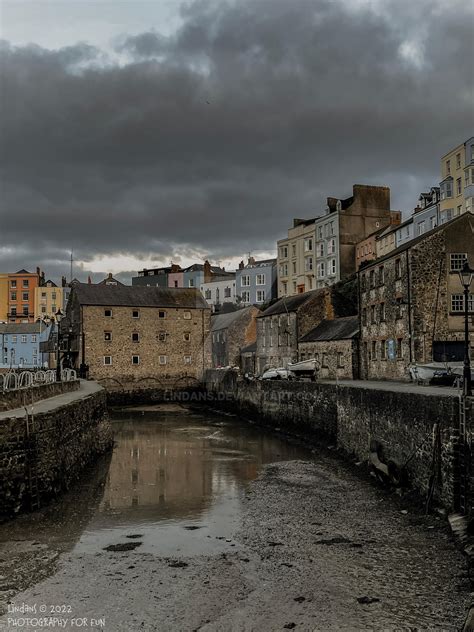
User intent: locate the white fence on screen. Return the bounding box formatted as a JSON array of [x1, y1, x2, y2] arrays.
[[1, 369, 77, 392]]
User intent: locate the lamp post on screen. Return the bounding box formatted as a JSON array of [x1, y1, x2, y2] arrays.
[[458, 261, 473, 397], [55, 308, 64, 382]]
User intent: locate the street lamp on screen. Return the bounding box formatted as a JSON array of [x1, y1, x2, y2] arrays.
[[55, 308, 64, 382], [458, 261, 473, 397]]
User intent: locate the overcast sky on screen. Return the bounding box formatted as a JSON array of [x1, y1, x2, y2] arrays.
[[0, 0, 472, 283]]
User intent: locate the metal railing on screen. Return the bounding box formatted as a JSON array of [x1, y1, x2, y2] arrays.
[[1, 368, 77, 392]]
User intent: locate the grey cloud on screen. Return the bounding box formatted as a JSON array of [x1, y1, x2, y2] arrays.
[[0, 0, 473, 282]]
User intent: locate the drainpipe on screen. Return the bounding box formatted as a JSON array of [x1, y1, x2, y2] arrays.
[[405, 249, 413, 364]]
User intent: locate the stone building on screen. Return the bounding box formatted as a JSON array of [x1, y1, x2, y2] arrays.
[[358, 212, 474, 381], [298, 316, 359, 380], [256, 288, 336, 373], [211, 306, 259, 368], [66, 283, 211, 383]]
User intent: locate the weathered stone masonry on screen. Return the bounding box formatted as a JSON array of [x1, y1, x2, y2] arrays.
[[206, 370, 472, 510], [0, 387, 112, 518]]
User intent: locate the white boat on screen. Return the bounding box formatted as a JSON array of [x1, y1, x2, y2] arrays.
[[260, 367, 295, 380], [287, 359, 318, 373], [408, 362, 463, 382]]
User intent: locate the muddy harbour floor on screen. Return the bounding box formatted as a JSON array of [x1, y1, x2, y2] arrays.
[[0, 406, 471, 631]]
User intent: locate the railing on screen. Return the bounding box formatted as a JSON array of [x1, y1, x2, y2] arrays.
[[1, 368, 77, 392]]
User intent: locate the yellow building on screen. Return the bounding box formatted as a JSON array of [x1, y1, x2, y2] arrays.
[[277, 218, 316, 297], [0, 274, 8, 322], [34, 281, 64, 320], [439, 137, 474, 222]]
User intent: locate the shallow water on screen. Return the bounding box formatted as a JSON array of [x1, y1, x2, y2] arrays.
[[73, 411, 309, 556]]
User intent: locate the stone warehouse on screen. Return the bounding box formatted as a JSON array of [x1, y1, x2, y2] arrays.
[[358, 212, 474, 380], [211, 306, 260, 368], [66, 284, 211, 382], [298, 316, 360, 380], [256, 288, 337, 373]]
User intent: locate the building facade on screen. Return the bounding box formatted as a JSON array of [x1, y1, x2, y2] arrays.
[[1, 268, 44, 323], [355, 211, 401, 269], [34, 280, 64, 320], [201, 275, 237, 309], [0, 322, 51, 369], [256, 288, 336, 373], [211, 306, 259, 368], [66, 284, 211, 382], [298, 316, 359, 380], [440, 137, 474, 222], [277, 218, 317, 297], [236, 258, 277, 306], [358, 212, 474, 381]]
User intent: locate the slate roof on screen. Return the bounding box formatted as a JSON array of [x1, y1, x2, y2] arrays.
[[0, 323, 43, 334], [299, 316, 359, 343], [258, 289, 326, 317], [72, 283, 209, 309], [211, 306, 256, 331]]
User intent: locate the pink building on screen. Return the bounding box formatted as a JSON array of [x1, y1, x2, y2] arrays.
[[168, 264, 184, 288]]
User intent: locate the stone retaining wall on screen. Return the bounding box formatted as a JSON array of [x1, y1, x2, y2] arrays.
[[0, 387, 113, 519], [0, 380, 80, 412], [205, 370, 468, 510]]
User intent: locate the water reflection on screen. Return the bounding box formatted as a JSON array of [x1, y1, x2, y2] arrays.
[[75, 412, 308, 556]]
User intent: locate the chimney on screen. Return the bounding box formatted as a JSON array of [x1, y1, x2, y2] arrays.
[[203, 260, 212, 283], [87, 275, 92, 284], [61, 275, 67, 287], [248, 256, 256, 265], [239, 260, 245, 270]]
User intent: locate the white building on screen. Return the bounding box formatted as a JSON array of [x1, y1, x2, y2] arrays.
[[200, 275, 236, 310]]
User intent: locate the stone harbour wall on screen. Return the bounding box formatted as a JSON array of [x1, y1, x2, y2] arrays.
[[0, 380, 80, 412], [0, 387, 112, 519], [205, 370, 467, 510]]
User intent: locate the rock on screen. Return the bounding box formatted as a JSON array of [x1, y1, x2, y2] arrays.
[[401, 510, 408, 515], [283, 624, 296, 629], [103, 542, 142, 552], [168, 561, 188, 568], [294, 596, 306, 602], [357, 596, 380, 605]]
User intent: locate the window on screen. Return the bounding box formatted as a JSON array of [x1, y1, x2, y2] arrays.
[[183, 332, 191, 342], [329, 259, 336, 276], [417, 221, 425, 235], [216, 288, 220, 302], [446, 159, 451, 175], [379, 302, 386, 322], [52, 293, 56, 300], [395, 259, 401, 279], [396, 338, 403, 359], [280, 263, 288, 277], [396, 297, 404, 319], [241, 275, 250, 286], [450, 253, 467, 271], [41, 292, 46, 298], [158, 311, 166, 318], [10, 308, 17, 316], [104, 331, 112, 341], [378, 266, 384, 286], [430, 216, 437, 230], [256, 290, 265, 302], [327, 238, 336, 255], [371, 341, 377, 360], [369, 270, 375, 288], [241, 290, 250, 302], [256, 274, 265, 285], [322, 353, 328, 368], [280, 246, 288, 259], [189, 279, 195, 287], [292, 261, 297, 274], [337, 352, 344, 368], [159, 355, 167, 365], [10, 292, 16, 301], [318, 243, 324, 257], [21, 335, 27, 343], [104, 356, 112, 365], [304, 257, 313, 272], [371, 305, 376, 324], [441, 179, 453, 199], [12, 335, 17, 343], [10, 280, 16, 288], [224, 287, 231, 298], [183, 310, 191, 319], [184, 355, 192, 364], [23, 280, 29, 288], [317, 262, 325, 278], [174, 280, 178, 288], [456, 153, 461, 169], [451, 294, 474, 312], [132, 355, 140, 365], [292, 244, 296, 257], [132, 310, 140, 318], [132, 332, 140, 342], [456, 177, 462, 195], [381, 340, 386, 360], [205, 289, 212, 299], [158, 331, 166, 341], [22, 306, 29, 315], [457, 205, 462, 216], [31, 335, 37, 342], [104, 309, 112, 317], [304, 237, 313, 252]]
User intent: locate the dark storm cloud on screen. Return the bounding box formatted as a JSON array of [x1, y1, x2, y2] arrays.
[[0, 0, 472, 280]]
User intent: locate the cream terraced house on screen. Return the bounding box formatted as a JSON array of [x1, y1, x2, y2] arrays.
[[439, 137, 474, 223], [277, 218, 317, 297], [66, 283, 211, 383]]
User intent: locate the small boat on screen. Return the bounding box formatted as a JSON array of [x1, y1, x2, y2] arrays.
[[408, 362, 464, 383], [287, 359, 318, 373], [260, 367, 295, 380]]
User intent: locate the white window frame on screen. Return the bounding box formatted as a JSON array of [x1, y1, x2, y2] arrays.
[[159, 355, 167, 365], [241, 275, 250, 287], [104, 309, 112, 317], [256, 289, 265, 303], [241, 290, 250, 303], [184, 355, 192, 365], [103, 356, 112, 365], [450, 253, 467, 271], [132, 310, 140, 318], [132, 355, 140, 365], [183, 310, 192, 319], [256, 273, 265, 285]]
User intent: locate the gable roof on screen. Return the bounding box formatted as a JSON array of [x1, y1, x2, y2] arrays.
[[259, 289, 326, 317], [299, 316, 359, 343], [72, 283, 209, 309], [211, 306, 257, 331]]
